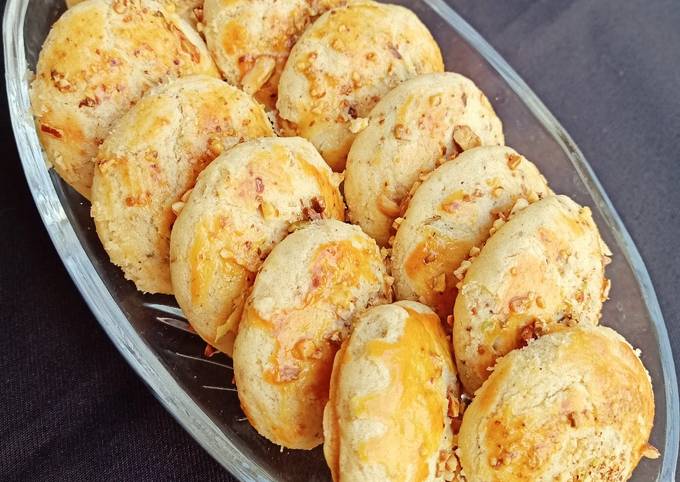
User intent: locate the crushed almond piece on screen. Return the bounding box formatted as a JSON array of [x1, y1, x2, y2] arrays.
[[535, 295, 546, 308], [506, 153, 522, 170], [601, 278, 611, 301], [393, 123, 410, 140], [453, 260, 472, 280], [171, 201, 185, 215], [377, 193, 400, 217], [433, 273, 446, 293], [392, 217, 404, 229], [642, 444, 660, 459], [468, 246, 481, 257], [452, 125, 481, 150], [429, 94, 442, 106], [510, 197, 529, 216], [349, 117, 369, 133], [310, 86, 326, 98], [492, 186, 504, 198], [241, 56, 276, 95], [259, 201, 278, 219]]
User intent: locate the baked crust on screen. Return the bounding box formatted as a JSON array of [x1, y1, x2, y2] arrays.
[[233, 219, 390, 449], [276, 1, 444, 171], [323, 301, 461, 481], [458, 325, 656, 482], [453, 195, 611, 394]]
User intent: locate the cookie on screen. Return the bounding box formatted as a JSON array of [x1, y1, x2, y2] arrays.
[[458, 325, 657, 481], [276, 1, 444, 171], [169, 137, 345, 356], [202, 0, 347, 109], [233, 219, 390, 449], [345, 73, 504, 245], [453, 195, 611, 394], [30, 0, 218, 198], [391, 146, 549, 319], [323, 301, 461, 481], [91, 76, 273, 294]]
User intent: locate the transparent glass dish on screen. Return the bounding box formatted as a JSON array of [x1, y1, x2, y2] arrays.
[[4, 0, 678, 480]]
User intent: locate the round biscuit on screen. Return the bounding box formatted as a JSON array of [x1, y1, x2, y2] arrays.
[[233, 219, 391, 449], [276, 1, 444, 171], [91, 76, 273, 294], [458, 325, 656, 481], [453, 194, 611, 394], [323, 301, 461, 481]]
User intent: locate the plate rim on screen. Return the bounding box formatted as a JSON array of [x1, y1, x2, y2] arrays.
[[4, 0, 678, 479]]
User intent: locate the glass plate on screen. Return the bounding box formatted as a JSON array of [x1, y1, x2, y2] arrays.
[[4, 0, 678, 480]]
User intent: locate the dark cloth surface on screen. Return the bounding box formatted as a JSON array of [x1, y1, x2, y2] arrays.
[[1, 0, 679, 480]]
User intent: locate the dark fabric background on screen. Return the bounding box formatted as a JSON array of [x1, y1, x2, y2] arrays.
[[1, 0, 679, 480]]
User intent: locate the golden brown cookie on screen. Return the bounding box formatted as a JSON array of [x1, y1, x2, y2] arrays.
[[458, 325, 657, 482], [391, 146, 549, 319], [202, 0, 348, 109], [30, 0, 218, 198], [91, 76, 273, 294], [453, 195, 611, 394], [169, 137, 345, 356], [276, 1, 444, 171], [323, 301, 461, 481], [233, 220, 391, 449], [345, 73, 505, 246]]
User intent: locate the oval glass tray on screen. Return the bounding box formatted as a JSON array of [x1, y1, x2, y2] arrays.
[[4, 0, 679, 480]]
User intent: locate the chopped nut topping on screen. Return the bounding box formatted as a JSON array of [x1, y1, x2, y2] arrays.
[[310, 86, 326, 98], [429, 94, 442, 106], [535, 295, 546, 308], [492, 186, 504, 198], [433, 273, 446, 293], [377, 193, 400, 217], [254, 177, 264, 194], [393, 123, 410, 140], [349, 117, 369, 133], [642, 444, 660, 459], [509, 295, 530, 313], [506, 153, 522, 170], [171, 201, 185, 215], [302, 197, 325, 220], [207, 137, 223, 157], [40, 123, 63, 139], [453, 260, 472, 280], [469, 246, 481, 257], [259, 201, 278, 219], [601, 278, 611, 301], [241, 56, 276, 95], [452, 125, 482, 151]]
